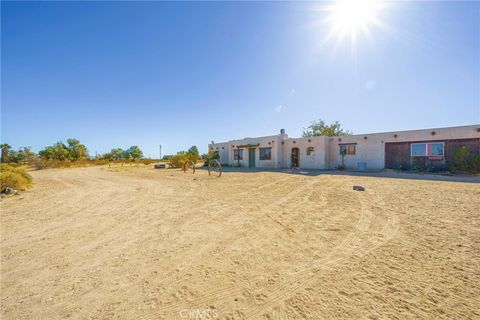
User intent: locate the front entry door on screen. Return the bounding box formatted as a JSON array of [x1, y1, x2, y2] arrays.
[[291, 148, 299, 168], [249, 149, 256, 168]]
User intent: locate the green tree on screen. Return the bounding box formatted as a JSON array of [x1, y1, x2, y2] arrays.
[[20, 147, 36, 162], [302, 119, 352, 137], [39, 146, 55, 160], [39, 141, 70, 161], [1, 143, 12, 163], [53, 142, 70, 161], [38, 139, 87, 162], [66, 138, 88, 161], [125, 146, 143, 160], [101, 152, 114, 161], [8, 147, 36, 163], [187, 145, 200, 162], [110, 148, 124, 160]]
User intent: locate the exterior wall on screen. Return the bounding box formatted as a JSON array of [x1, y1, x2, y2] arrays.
[[210, 135, 283, 168], [209, 142, 229, 165], [282, 136, 329, 169], [209, 125, 480, 170], [385, 138, 480, 170], [327, 125, 480, 170]]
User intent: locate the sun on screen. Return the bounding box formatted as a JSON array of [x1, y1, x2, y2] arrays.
[[324, 0, 386, 46]]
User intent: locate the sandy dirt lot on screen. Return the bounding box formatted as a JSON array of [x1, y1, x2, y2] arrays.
[[1, 166, 479, 319]]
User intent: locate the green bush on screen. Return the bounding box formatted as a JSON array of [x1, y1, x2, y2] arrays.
[[449, 146, 480, 174], [167, 147, 201, 169], [203, 151, 219, 166], [449, 146, 469, 173], [168, 152, 189, 168], [469, 154, 480, 174], [0, 165, 32, 192]]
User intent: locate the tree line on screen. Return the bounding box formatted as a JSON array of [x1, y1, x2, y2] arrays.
[[161, 146, 202, 168], [1, 119, 350, 164], [0, 139, 144, 164]]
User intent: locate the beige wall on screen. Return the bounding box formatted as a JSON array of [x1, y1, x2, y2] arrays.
[[211, 135, 283, 168], [327, 125, 480, 170], [209, 125, 480, 170], [208, 142, 229, 165], [282, 136, 329, 169]]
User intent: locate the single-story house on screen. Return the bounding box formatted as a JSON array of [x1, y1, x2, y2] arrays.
[[208, 125, 480, 170]]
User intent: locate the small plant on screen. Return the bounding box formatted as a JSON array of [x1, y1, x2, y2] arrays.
[[0, 165, 32, 192]]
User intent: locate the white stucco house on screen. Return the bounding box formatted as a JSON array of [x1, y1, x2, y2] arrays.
[[208, 125, 480, 171]]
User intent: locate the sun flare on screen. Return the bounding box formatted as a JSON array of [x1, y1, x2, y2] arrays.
[[325, 0, 386, 46]]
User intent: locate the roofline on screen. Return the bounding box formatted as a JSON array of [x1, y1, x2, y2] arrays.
[[346, 124, 479, 138], [209, 124, 480, 145]]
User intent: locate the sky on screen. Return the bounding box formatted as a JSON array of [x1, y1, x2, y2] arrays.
[[1, 1, 479, 158]]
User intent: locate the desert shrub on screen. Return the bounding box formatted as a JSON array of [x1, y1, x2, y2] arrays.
[[31, 158, 48, 170], [469, 154, 480, 174], [167, 147, 201, 169], [449, 146, 470, 173], [0, 165, 32, 192], [203, 151, 219, 166], [168, 153, 189, 168], [448, 146, 480, 174]]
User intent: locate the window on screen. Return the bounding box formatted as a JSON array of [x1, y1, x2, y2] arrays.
[[259, 147, 272, 160], [411, 143, 426, 156], [340, 144, 356, 155], [234, 149, 243, 160], [411, 142, 444, 157], [428, 143, 444, 156], [306, 147, 314, 156], [347, 145, 355, 155]]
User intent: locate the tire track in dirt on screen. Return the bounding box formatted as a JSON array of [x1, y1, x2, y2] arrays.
[[30, 170, 186, 318], [154, 182, 398, 320], [2, 167, 189, 319], [69, 172, 294, 318], [1, 176, 162, 303], [1, 168, 150, 246], [242, 186, 400, 319], [152, 178, 327, 319], [86, 173, 297, 318]]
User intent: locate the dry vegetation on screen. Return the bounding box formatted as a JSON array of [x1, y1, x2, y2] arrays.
[[1, 166, 479, 319], [31, 158, 157, 170], [0, 164, 32, 192]]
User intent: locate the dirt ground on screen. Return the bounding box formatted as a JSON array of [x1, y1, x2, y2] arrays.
[[1, 166, 479, 319]]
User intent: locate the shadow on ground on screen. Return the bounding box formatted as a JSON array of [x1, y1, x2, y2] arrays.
[[196, 166, 480, 183]]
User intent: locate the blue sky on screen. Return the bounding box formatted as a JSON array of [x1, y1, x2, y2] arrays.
[[1, 1, 479, 157]]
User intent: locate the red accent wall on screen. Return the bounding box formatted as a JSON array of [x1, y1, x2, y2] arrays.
[[385, 138, 480, 170]]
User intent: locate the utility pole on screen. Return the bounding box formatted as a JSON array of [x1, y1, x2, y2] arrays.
[[159, 144, 162, 160]]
